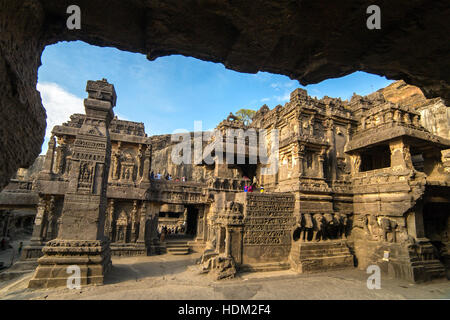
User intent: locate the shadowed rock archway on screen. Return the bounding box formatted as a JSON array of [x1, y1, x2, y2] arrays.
[[1, 0, 449, 190]]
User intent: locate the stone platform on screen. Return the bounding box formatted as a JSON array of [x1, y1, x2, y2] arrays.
[[354, 238, 446, 283], [28, 239, 112, 288], [110, 243, 147, 257], [289, 240, 355, 273]]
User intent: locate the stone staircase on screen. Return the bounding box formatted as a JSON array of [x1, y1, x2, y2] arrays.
[[422, 260, 446, 279], [165, 240, 190, 255]]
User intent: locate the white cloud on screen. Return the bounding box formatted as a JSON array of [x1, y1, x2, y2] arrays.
[[271, 81, 296, 91], [275, 91, 291, 103], [261, 97, 270, 102], [37, 82, 84, 138]]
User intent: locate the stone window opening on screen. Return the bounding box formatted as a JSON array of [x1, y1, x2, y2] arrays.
[[360, 145, 391, 172]]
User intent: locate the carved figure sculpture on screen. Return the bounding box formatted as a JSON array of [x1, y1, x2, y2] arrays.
[[380, 217, 398, 243]]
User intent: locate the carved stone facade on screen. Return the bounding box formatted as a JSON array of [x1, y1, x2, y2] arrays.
[[2, 80, 449, 287]]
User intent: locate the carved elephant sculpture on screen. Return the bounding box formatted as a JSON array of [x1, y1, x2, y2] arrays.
[[312, 213, 325, 241]]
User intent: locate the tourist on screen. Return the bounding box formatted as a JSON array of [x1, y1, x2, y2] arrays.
[[156, 173, 161, 180], [181, 176, 185, 182], [248, 185, 253, 192], [244, 185, 248, 192], [175, 177, 180, 182], [150, 171, 154, 180], [168, 174, 172, 181], [260, 187, 264, 193], [18, 242, 23, 255]]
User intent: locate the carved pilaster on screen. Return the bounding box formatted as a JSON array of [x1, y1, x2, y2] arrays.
[[140, 144, 151, 185], [136, 202, 147, 245], [131, 200, 139, 242]]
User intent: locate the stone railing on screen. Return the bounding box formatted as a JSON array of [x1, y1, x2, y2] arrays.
[[2, 179, 34, 193]]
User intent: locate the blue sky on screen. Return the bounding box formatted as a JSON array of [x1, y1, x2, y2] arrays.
[[38, 40, 394, 153]]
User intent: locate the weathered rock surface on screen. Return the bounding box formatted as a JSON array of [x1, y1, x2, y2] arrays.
[[1, 0, 450, 191]]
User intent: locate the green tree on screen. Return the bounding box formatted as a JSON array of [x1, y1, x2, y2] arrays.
[[235, 108, 256, 125]]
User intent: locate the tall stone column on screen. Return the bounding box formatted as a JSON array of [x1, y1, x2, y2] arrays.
[[135, 201, 148, 255], [29, 79, 116, 288], [29, 196, 47, 246], [140, 144, 151, 185], [40, 136, 56, 180], [325, 119, 336, 181]]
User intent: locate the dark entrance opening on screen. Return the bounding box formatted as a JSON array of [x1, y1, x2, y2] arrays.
[[185, 206, 199, 237], [360, 144, 391, 172], [423, 202, 450, 266]]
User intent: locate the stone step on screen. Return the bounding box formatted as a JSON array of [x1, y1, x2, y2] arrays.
[[165, 242, 189, 247], [423, 262, 446, 279], [293, 249, 351, 257], [239, 262, 291, 273], [166, 247, 190, 255], [295, 252, 351, 259]]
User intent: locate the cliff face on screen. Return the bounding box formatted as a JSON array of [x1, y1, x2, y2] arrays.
[[149, 133, 211, 182], [15, 155, 45, 181]]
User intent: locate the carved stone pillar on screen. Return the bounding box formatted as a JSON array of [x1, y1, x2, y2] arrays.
[[389, 138, 413, 170], [54, 137, 67, 175], [134, 202, 148, 255], [29, 79, 116, 289], [325, 119, 336, 181], [30, 196, 47, 246], [297, 144, 305, 177], [40, 136, 56, 179], [225, 227, 232, 257], [140, 144, 151, 185], [130, 200, 138, 242], [45, 196, 56, 241], [196, 207, 205, 241], [318, 148, 326, 179], [104, 199, 115, 240], [350, 154, 361, 174]]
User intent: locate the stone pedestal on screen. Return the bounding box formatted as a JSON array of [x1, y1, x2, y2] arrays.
[[289, 240, 354, 273], [28, 240, 111, 288], [110, 242, 147, 256]]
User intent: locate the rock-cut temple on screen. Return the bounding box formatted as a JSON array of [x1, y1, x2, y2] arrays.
[[0, 79, 449, 287]]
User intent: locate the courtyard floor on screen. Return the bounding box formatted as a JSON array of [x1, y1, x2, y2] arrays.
[[0, 252, 449, 300]]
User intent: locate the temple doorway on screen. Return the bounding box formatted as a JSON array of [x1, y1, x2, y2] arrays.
[[185, 206, 199, 237]]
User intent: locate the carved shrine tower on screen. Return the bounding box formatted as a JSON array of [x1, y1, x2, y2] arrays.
[[28, 79, 115, 288]]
